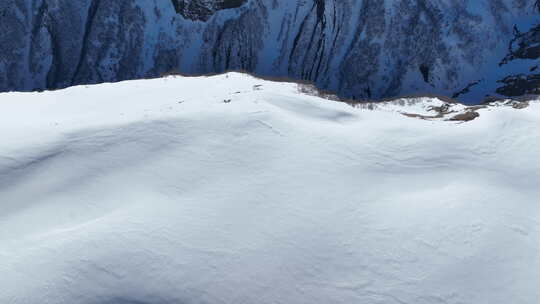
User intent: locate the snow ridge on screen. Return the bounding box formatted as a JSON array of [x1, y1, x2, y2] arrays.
[[1, 73, 539, 304]]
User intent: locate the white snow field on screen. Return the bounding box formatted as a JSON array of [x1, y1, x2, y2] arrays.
[[1, 73, 540, 304]]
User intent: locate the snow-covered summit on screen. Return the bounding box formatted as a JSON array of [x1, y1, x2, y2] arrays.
[[1, 73, 540, 304]]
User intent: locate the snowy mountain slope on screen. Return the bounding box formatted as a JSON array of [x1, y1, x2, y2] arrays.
[[1, 0, 539, 103], [1, 73, 540, 303]]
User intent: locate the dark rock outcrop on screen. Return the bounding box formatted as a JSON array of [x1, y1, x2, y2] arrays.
[[171, 0, 248, 21], [497, 74, 540, 96]]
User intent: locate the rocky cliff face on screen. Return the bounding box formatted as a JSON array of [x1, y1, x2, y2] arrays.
[[497, 23, 540, 96], [1, 0, 539, 103]]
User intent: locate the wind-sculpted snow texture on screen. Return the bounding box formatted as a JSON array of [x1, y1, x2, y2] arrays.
[[1, 0, 539, 103], [1, 73, 540, 303]]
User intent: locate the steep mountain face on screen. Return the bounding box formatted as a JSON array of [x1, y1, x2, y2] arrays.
[[1, 0, 539, 103]]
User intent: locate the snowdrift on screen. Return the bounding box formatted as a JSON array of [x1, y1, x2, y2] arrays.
[[1, 73, 539, 304]]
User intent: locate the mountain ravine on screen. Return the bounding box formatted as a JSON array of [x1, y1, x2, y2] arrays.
[[1, 0, 539, 103]]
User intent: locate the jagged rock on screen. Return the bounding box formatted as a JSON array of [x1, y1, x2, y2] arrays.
[[171, 0, 248, 21]]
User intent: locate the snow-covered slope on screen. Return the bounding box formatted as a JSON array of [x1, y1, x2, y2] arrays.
[[1, 73, 540, 303], [1, 0, 539, 103]]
